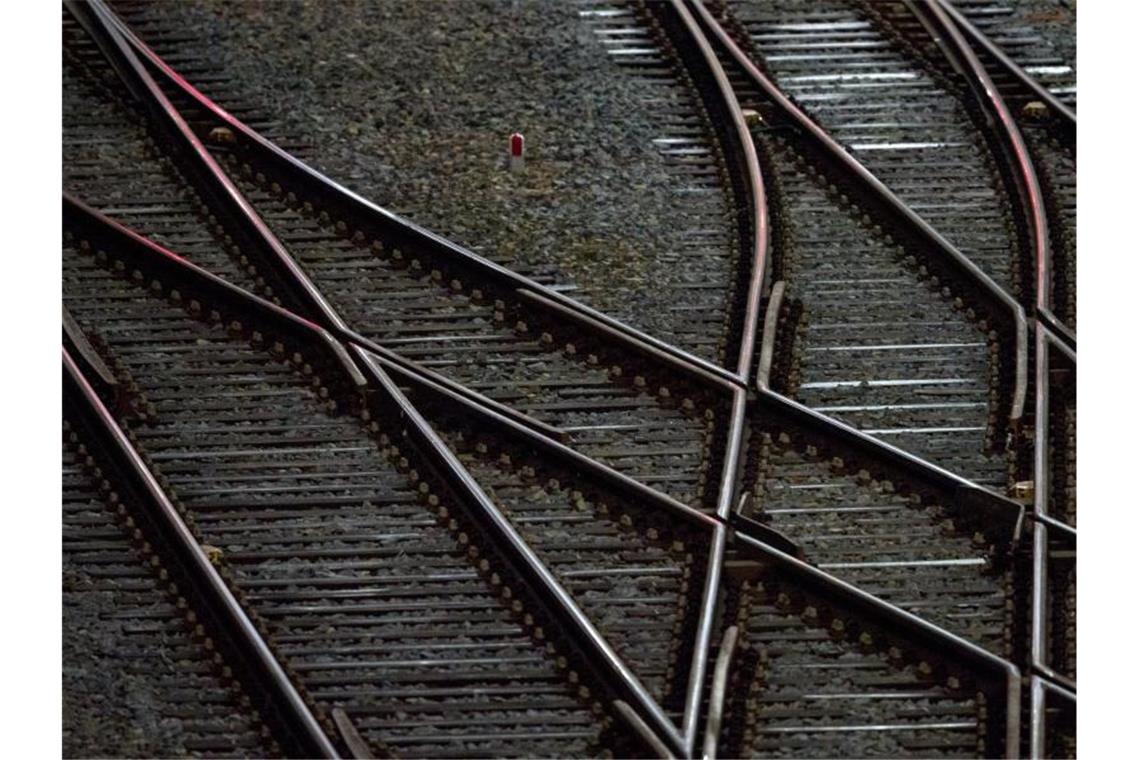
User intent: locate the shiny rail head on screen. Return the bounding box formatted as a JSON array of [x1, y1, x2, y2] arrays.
[[754, 387, 1024, 549], [653, 0, 770, 384], [63, 193, 367, 391], [63, 347, 340, 758], [728, 531, 1021, 757], [349, 345, 689, 757], [103, 3, 742, 389]]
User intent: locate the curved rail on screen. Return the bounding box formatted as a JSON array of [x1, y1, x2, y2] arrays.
[[936, 0, 1076, 136], [647, 3, 771, 751], [701, 625, 739, 760], [908, 0, 1057, 324], [63, 348, 340, 758], [684, 0, 1027, 429], [656, 0, 770, 382], [101, 0, 743, 391]]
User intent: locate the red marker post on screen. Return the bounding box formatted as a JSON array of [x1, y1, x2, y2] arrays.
[[509, 132, 525, 173]]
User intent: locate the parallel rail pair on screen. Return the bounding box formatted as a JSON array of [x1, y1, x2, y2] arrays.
[[63, 0, 1075, 756]]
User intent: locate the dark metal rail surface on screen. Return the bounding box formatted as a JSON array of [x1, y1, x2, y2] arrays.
[[64, 193, 704, 755], [685, 0, 1028, 431], [938, 0, 1076, 134], [61, 1, 1074, 757], [101, 0, 740, 390], [63, 347, 340, 758]]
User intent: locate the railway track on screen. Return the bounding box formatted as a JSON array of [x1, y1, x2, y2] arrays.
[[948, 0, 1076, 111], [62, 424, 277, 758], [577, 0, 744, 364], [65, 198, 722, 756], [110, 0, 741, 362], [61, 0, 1075, 757], [700, 0, 1022, 481]]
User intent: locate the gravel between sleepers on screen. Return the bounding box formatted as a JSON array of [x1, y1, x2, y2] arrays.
[[114, 0, 738, 362]]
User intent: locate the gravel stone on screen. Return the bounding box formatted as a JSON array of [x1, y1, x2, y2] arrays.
[[121, 0, 734, 356]]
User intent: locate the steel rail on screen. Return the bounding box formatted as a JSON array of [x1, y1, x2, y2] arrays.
[[63, 348, 340, 759], [654, 3, 772, 751], [64, 193, 367, 390], [684, 0, 1028, 428], [1029, 319, 1077, 737], [657, 0, 769, 382], [754, 280, 785, 391], [755, 386, 1025, 546], [726, 511, 801, 559], [731, 532, 1022, 758], [1040, 305, 1077, 354], [1032, 511, 1075, 542], [103, 5, 744, 390], [68, 0, 574, 442], [63, 304, 119, 394], [330, 709, 375, 760], [701, 625, 738, 760], [612, 701, 676, 759], [67, 0, 344, 330], [351, 346, 686, 756], [907, 0, 1060, 331], [681, 385, 746, 755], [514, 289, 735, 391], [66, 191, 684, 754], [935, 0, 1077, 136], [1029, 676, 1076, 759]]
